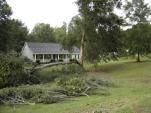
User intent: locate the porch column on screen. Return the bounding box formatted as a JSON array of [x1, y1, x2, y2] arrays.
[[51, 54, 53, 60], [43, 54, 45, 62], [34, 54, 37, 62], [65, 54, 68, 62], [65, 54, 67, 60], [58, 54, 59, 60]]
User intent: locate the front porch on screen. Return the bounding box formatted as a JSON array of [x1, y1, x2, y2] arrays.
[[33, 54, 80, 63]]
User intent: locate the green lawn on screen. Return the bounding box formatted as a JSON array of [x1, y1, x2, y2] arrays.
[[1, 59, 151, 113]]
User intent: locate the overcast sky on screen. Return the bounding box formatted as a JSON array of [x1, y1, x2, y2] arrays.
[[7, 0, 151, 31], [7, 0, 78, 30]]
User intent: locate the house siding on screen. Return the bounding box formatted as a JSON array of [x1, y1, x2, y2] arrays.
[[22, 43, 34, 61]]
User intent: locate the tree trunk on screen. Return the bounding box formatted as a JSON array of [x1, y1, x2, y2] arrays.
[[79, 31, 85, 66], [137, 52, 140, 62]]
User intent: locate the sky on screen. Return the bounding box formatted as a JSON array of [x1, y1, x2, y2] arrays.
[[7, 0, 79, 31], [7, 0, 151, 31]]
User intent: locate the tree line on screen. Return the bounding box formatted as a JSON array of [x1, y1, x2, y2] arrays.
[[1, 0, 151, 63]]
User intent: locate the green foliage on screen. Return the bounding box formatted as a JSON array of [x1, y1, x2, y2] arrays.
[[61, 64, 85, 74], [125, 24, 151, 62], [0, 0, 12, 21], [53, 22, 67, 46], [55, 76, 112, 96], [94, 111, 102, 113], [0, 54, 41, 88], [87, 77, 115, 88], [124, 0, 151, 24], [0, 19, 29, 52], [0, 1, 28, 52], [0, 54, 25, 88], [124, 0, 151, 62], [65, 16, 82, 49], [31, 92, 63, 104], [0, 85, 45, 104], [0, 0, 12, 52], [55, 77, 85, 95], [76, 0, 123, 62], [7, 19, 29, 52], [37, 64, 85, 83], [0, 84, 66, 105], [30, 23, 56, 42], [2, 60, 151, 113], [0, 85, 43, 102]]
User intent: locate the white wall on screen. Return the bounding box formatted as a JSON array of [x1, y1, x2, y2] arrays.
[[22, 43, 34, 61]]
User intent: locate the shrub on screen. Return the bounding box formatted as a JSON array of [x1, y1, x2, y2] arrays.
[[55, 76, 86, 96], [0, 54, 42, 88], [0, 54, 26, 88], [0, 85, 44, 102]]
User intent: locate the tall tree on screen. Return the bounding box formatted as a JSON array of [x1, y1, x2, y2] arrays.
[[124, 0, 151, 62], [53, 22, 67, 46], [66, 16, 84, 64], [66, 16, 82, 49], [76, 0, 123, 64], [7, 19, 29, 52], [0, 0, 12, 21], [30, 23, 56, 42], [0, 0, 12, 52]]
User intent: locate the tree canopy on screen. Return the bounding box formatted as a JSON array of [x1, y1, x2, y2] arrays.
[[124, 0, 151, 62], [30, 23, 56, 42], [66, 16, 83, 49], [76, 0, 123, 62], [53, 22, 67, 46], [0, 0, 12, 52], [0, 0, 12, 21]]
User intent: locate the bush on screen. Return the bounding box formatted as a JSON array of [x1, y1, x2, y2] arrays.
[[0, 54, 42, 88], [55, 76, 85, 95], [0, 54, 27, 88], [0, 85, 44, 103]]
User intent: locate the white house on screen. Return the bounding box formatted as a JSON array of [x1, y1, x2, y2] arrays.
[[21, 42, 80, 63]]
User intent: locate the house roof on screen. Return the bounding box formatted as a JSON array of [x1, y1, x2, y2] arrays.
[[26, 42, 80, 54]]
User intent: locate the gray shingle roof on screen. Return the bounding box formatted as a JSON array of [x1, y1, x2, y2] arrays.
[[26, 42, 80, 54]]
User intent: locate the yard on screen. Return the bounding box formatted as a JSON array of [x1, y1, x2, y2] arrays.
[[1, 59, 151, 113]]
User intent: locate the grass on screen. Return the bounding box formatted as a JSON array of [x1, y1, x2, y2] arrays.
[[1, 59, 151, 113]]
